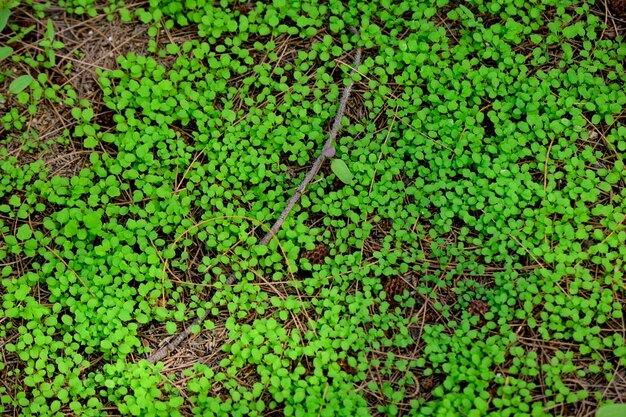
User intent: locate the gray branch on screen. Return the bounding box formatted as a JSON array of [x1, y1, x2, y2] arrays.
[[145, 45, 362, 364]]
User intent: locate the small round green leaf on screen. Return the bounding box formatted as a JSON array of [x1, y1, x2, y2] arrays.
[[166, 322, 177, 335], [83, 211, 102, 230], [16, 224, 32, 241], [84, 136, 98, 148]]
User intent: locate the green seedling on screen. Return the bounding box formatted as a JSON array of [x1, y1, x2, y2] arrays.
[[2, 1, 626, 417]]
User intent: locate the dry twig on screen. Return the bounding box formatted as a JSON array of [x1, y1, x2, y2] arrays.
[[145, 42, 362, 364]]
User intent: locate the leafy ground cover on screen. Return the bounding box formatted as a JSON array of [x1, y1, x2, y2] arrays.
[[2, 0, 626, 416]]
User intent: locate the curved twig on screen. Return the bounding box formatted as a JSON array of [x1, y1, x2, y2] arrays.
[[145, 40, 362, 364]]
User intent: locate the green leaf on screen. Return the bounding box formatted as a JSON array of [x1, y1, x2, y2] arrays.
[[330, 158, 354, 184], [71, 107, 81, 120], [16, 224, 32, 241], [84, 136, 98, 148], [597, 404, 626, 417], [15, 284, 30, 301], [82, 108, 94, 122], [0, 8, 9, 33], [606, 172, 620, 184], [166, 43, 180, 54], [563, 25, 578, 39], [83, 211, 102, 230], [45, 18, 54, 40], [63, 220, 78, 237], [166, 322, 177, 335], [253, 245, 268, 256], [9, 75, 34, 94], [0, 46, 12, 60]]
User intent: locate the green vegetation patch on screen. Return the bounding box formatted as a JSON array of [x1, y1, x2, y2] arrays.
[[1, 0, 626, 416]]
